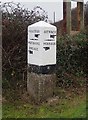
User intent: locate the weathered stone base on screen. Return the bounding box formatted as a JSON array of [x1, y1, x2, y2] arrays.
[[27, 72, 56, 103]]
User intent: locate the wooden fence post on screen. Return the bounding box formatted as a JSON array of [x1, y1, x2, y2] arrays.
[[63, 0, 71, 34]]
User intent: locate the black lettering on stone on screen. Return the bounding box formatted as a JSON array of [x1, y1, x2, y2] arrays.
[[29, 30, 40, 33], [30, 39, 38, 41], [44, 30, 56, 34], [43, 42, 55, 45], [43, 47, 50, 51], [29, 50, 33, 54], [29, 47, 38, 51], [35, 34, 40, 38], [45, 39, 54, 41], [50, 35, 56, 38], [29, 41, 40, 45]]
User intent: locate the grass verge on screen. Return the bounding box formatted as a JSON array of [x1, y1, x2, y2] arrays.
[[2, 93, 86, 118]]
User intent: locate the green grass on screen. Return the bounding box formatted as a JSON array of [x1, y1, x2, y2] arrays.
[[2, 95, 86, 118]]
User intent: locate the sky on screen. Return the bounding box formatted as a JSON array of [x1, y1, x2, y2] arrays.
[[1, 0, 88, 22]]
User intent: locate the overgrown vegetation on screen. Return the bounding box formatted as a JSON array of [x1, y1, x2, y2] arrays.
[[2, 1, 88, 100], [56, 32, 87, 88], [2, 2, 48, 98]]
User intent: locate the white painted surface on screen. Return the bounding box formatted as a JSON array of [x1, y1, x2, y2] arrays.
[[27, 21, 57, 66]]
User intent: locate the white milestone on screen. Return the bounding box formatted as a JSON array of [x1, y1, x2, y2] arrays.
[[27, 21, 57, 66]]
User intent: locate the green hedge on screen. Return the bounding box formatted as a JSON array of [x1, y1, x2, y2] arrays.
[[3, 32, 87, 98], [56, 33, 87, 87]]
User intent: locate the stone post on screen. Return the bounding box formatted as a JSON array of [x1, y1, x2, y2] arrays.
[[27, 21, 57, 103]]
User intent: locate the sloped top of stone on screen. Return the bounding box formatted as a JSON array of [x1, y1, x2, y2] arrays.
[[29, 21, 56, 28]]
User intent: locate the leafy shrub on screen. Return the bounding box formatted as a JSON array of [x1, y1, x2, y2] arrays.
[[2, 2, 48, 95], [56, 33, 88, 87]]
